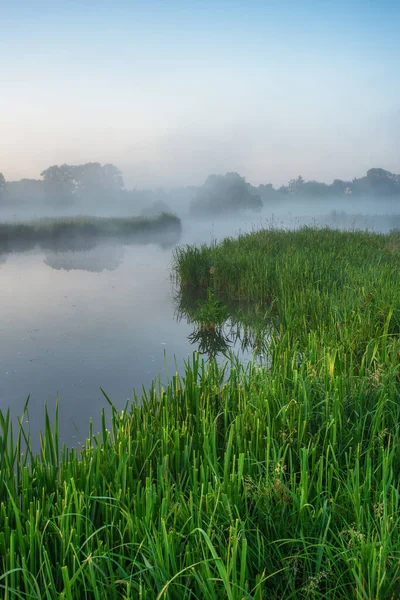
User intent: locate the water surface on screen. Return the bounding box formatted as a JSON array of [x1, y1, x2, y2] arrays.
[[1, 211, 398, 448], [0, 242, 195, 447]]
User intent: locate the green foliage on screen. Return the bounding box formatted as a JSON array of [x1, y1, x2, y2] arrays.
[[174, 227, 400, 357], [1, 227, 400, 598]]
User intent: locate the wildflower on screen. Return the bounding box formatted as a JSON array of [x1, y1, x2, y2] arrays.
[[340, 523, 364, 549], [274, 459, 286, 474], [305, 569, 329, 597]]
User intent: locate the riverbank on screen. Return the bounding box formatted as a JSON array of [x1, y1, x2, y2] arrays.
[[0, 212, 182, 253], [1, 226, 399, 598]]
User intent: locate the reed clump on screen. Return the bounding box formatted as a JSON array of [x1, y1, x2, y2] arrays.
[[0, 226, 400, 598], [174, 226, 400, 359], [0, 212, 181, 253]]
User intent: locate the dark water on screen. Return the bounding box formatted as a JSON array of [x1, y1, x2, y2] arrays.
[[1, 211, 398, 449]]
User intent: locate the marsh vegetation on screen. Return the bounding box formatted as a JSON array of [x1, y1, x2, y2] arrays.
[[0, 213, 182, 255], [1, 226, 400, 598]]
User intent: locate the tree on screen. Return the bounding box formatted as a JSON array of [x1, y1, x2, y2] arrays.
[[303, 180, 329, 198], [257, 183, 279, 204], [330, 179, 348, 194], [366, 168, 393, 182], [0, 173, 5, 199], [73, 163, 124, 201], [6, 179, 45, 204], [288, 175, 305, 195], [350, 168, 400, 197], [40, 163, 125, 206], [366, 168, 399, 195], [190, 172, 262, 216], [277, 185, 290, 195], [41, 164, 77, 205]]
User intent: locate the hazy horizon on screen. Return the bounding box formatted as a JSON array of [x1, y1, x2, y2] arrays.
[[1, 0, 399, 188]]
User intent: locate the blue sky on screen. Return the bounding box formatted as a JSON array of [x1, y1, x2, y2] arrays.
[[1, 0, 399, 187]]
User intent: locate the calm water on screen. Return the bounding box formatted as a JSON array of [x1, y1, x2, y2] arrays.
[[0, 243, 195, 446], [0, 216, 260, 448], [1, 211, 398, 448]]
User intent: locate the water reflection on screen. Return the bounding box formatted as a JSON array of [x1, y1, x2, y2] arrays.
[[0, 225, 181, 271], [0, 241, 193, 451], [44, 245, 124, 273], [175, 289, 272, 360]]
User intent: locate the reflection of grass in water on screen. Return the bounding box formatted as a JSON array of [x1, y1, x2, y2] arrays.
[[188, 324, 232, 358], [194, 289, 230, 329], [175, 286, 273, 358], [0, 212, 181, 254], [174, 226, 400, 356], [185, 290, 232, 358]]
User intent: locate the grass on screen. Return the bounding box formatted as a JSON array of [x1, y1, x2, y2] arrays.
[[1, 226, 400, 598], [0, 213, 182, 253], [173, 226, 400, 357]]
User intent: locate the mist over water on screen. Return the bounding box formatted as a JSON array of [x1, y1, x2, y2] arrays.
[[1, 162, 400, 449], [0, 241, 191, 449]]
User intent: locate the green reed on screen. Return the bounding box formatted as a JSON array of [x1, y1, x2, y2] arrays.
[[0, 226, 399, 598], [174, 227, 400, 357], [0, 212, 181, 253]]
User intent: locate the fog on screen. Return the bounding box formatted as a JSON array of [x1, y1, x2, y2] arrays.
[[1, 161, 400, 449], [2, 164, 400, 230], [2, 1, 399, 188]]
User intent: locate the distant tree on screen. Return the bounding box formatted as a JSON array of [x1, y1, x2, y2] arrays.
[[41, 164, 77, 205], [40, 162, 124, 206], [190, 172, 262, 216], [350, 168, 400, 197], [277, 185, 290, 195], [330, 179, 348, 194], [103, 163, 124, 190], [0, 172, 5, 199], [6, 179, 46, 204], [303, 180, 329, 198], [257, 183, 278, 204], [74, 163, 124, 201], [288, 175, 305, 195], [258, 183, 274, 193], [365, 168, 400, 195], [366, 168, 393, 182]]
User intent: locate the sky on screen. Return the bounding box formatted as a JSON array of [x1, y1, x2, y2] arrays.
[[1, 0, 399, 188]]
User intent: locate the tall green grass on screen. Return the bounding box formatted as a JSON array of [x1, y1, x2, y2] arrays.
[[174, 227, 400, 358], [1, 226, 400, 598]]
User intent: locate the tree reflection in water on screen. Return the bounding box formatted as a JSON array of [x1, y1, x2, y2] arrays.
[[44, 245, 124, 273]]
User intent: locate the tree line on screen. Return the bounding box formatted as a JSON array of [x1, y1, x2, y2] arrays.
[[1, 163, 400, 215], [0, 163, 124, 207]]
